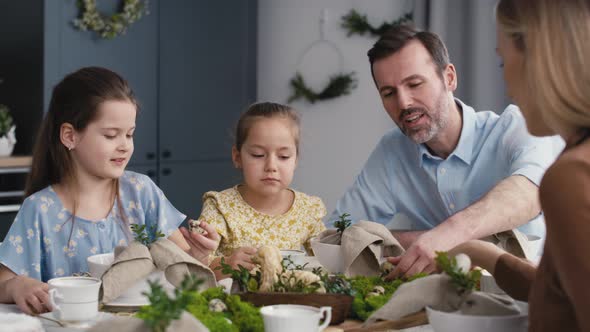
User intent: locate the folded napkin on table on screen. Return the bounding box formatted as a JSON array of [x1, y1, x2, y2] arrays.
[[87, 311, 209, 332], [149, 238, 216, 290], [481, 229, 535, 260], [100, 238, 217, 303], [364, 273, 522, 326], [319, 220, 405, 277], [317, 228, 341, 245], [101, 241, 156, 303]]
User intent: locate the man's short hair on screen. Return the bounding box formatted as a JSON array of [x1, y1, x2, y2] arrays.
[[367, 25, 450, 81]]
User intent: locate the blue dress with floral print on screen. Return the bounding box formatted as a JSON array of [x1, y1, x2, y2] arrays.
[[0, 171, 186, 282]]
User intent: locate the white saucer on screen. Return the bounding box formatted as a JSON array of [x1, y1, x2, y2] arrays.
[[103, 295, 149, 307], [39, 311, 113, 329]]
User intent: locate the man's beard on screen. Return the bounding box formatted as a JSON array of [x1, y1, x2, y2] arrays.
[[401, 92, 450, 144]]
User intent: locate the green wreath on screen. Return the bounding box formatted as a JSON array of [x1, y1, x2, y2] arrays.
[[341, 9, 413, 37], [72, 0, 149, 39], [287, 72, 357, 104]]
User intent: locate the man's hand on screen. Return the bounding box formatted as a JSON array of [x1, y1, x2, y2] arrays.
[[385, 230, 456, 279], [389, 230, 425, 249]]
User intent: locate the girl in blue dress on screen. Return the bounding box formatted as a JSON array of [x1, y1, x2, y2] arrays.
[[0, 67, 219, 315]]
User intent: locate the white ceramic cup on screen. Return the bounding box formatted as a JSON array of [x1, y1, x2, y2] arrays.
[[87, 252, 115, 279], [280, 249, 306, 265], [47, 276, 101, 322], [260, 304, 332, 332], [310, 238, 343, 273]]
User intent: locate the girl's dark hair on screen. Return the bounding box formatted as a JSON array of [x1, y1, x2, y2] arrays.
[[235, 102, 300, 153], [26, 66, 137, 240], [367, 24, 450, 83]]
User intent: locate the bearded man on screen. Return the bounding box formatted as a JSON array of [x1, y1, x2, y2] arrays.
[[328, 25, 560, 278]]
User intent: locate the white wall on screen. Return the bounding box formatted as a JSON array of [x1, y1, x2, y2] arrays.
[[258, 0, 410, 214]]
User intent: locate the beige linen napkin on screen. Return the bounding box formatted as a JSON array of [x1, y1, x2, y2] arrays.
[[481, 229, 534, 260], [101, 242, 156, 303], [87, 311, 209, 332], [318, 228, 341, 245], [149, 238, 216, 290], [364, 273, 521, 326], [340, 221, 405, 277]]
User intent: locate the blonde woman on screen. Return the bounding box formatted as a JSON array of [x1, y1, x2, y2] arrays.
[[450, 0, 590, 331]]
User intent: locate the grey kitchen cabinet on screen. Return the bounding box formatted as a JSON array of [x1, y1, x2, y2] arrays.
[[126, 165, 158, 183], [159, 1, 257, 161], [159, 161, 241, 221], [0, 0, 257, 236], [157, 0, 257, 218], [44, 0, 160, 167]]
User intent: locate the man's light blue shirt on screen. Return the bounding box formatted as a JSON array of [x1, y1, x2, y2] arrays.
[[328, 100, 561, 241]]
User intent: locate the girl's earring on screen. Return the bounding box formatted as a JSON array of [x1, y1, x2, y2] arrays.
[[68, 145, 73, 151]]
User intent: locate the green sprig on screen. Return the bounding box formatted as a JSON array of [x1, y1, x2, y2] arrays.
[[0, 105, 13, 137], [334, 213, 352, 234], [137, 274, 203, 332], [216, 257, 257, 292], [130, 224, 165, 246], [435, 251, 482, 291], [341, 9, 413, 37]]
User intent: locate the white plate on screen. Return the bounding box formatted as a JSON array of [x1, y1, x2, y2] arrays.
[[39, 311, 114, 329]]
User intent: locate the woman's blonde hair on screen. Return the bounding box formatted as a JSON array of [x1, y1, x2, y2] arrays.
[[496, 0, 590, 134]]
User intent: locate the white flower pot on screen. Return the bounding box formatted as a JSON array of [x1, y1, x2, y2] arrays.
[[0, 125, 16, 157]]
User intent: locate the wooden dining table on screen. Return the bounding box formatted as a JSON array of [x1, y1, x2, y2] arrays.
[[0, 302, 435, 331], [0, 255, 438, 331]]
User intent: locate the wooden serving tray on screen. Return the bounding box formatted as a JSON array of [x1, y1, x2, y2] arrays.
[[236, 292, 354, 325], [327, 310, 428, 331]]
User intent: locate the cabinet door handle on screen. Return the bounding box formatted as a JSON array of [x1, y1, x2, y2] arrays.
[[147, 170, 156, 178], [146, 152, 155, 160], [162, 150, 171, 159], [162, 168, 171, 176]]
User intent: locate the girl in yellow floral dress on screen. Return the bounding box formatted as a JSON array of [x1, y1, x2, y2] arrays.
[[201, 102, 326, 278]]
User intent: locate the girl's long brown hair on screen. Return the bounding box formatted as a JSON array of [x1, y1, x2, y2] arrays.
[[26, 67, 138, 241]]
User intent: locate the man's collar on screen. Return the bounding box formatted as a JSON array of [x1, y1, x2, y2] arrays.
[[416, 98, 475, 166]]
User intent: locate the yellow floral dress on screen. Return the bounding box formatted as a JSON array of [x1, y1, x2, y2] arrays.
[[199, 186, 326, 256]]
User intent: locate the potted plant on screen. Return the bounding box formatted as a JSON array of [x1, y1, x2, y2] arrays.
[[0, 104, 16, 157]]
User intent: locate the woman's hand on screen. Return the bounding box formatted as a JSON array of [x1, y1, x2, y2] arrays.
[[178, 220, 220, 264], [446, 240, 507, 273], [6, 275, 50, 315]]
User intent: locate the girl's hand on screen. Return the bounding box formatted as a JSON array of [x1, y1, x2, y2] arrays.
[[179, 221, 220, 263], [7, 275, 50, 315], [226, 246, 258, 271]]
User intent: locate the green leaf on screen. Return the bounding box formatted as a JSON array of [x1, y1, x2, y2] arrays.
[[137, 273, 204, 332], [334, 213, 352, 233], [0, 105, 13, 137], [130, 224, 165, 246], [340, 9, 414, 37], [435, 251, 481, 291]]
